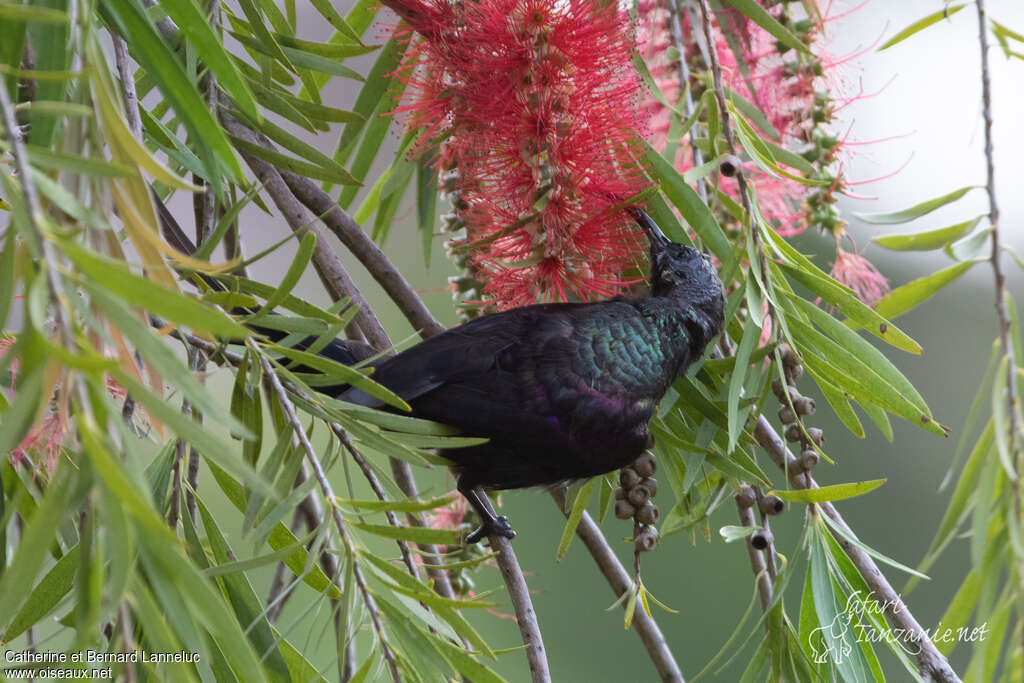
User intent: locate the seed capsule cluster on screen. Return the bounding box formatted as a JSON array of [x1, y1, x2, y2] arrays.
[[772, 344, 821, 478], [615, 452, 659, 553], [736, 486, 785, 550]]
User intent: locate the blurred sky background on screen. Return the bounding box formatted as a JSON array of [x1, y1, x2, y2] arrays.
[[169, 1, 1024, 680]]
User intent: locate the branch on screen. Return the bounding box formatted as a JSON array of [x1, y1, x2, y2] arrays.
[[734, 492, 772, 612], [257, 347, 402, 683], [278, 170, 447, 338], [753, 416, 961, 682], [975, 0, 1023, 659], [551, 490, 684, 683], [667, 0, 707, 202]]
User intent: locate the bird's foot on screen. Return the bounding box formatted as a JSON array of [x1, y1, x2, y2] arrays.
[[465, 515, 516, 544]]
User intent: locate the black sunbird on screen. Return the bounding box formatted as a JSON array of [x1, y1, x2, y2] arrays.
[[158, 201, 725, 543]]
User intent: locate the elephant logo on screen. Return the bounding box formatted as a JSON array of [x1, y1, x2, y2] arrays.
[[808, 611, 854, 664]]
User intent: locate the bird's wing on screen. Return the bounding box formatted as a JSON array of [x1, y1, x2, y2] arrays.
[[339, 305, 567, 407]]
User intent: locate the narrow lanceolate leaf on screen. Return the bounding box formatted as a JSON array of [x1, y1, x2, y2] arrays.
[[62, 240, 250, 338], [155, 0, 258, 118], [557, 478, 595, 562], [854, 186, 979, 224], [338, 495, 456, 513], [880, 5, 967, 50], [945, 224, 992, 261], [778, 261, 920, 354], [249, 232, 316, 321], [2, 545, 80, 642], [722, 0, 811, 55], [770, 479, 885, 503], [727, 316, 759, 453], [874, 261, 978, 320], [350, 522, 462, 545], [873, 216, 982, 251], [791, 296, 931, 415], [642, 140, 731, 261]]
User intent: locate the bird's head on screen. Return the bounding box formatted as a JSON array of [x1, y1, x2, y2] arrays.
[[630, 208, 725, 322]]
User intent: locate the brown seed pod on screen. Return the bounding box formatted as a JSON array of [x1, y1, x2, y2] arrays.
[[800, 449, 820, 471], [636, 502, 660, 525], [635, 526, 659, 553], [614, 486, 627, 500], [759, 495, 785, 516], [735, 487, 756, 509], [785, 424, 803, 442], [615, 500, 636, 520], [750, 529, 774, 550], [778, 406, 796, 425], [806, 427, 825, 446], [794, 396, 816, 416], [627, 485, 651, 507], [639, 477, 657, 498], [719, 154, 743, 177], [633, 452, 657, 478], [780, 344, 799, 369], [619, 468, 641, 489], [771, 379, 787, 401], [788, 363, 804, 382]]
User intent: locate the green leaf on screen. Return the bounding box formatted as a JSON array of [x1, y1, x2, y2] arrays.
[[821, 513, 929, 579], [351, 521, 462, 545], [722, 0, 811, 54], [872, 216, 982, 251], [230, 134, 361, 185], [719, 525, 758, 543], [556, 478, 595, 562], [791, 296, 931, 416], [880, 5, 967, 50], [62, 239, 250, 338], [778, 261, 921, 354], [155, 0, 258, 118], [874, 261, 977, 320], [102, 2, 241, 182], [727, 316, 759, 453], [2, 544, 79, 642], [339, 495, 456, 513], [945, 224, 992, 261], [642, 140, 731, 261], [0, 467, 73, 629], [771, 479, 885, 503], [854, 186, 979, 224]]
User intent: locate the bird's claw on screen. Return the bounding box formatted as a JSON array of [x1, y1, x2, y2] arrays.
[[465, 515, 516, 544]]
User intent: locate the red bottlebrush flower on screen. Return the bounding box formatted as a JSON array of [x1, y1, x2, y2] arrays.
[[393, 0, 651, 309], [830, 241, 890, 307]]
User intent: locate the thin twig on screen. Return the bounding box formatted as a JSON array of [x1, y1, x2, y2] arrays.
[[667, 0, 707, 202], [551, 490, 684, 683], [695, 0, 773, 321], [330, 423, 420, 581], [491, 535, 551, 683], [111, 36, 141, 139], [735, 496, 772, 612], [258, 348, 402, 683], [975, 0, 1023, 658], [753, 416, 961, 682], [219, 112, 385, 342], [278, 170, 447, 338]]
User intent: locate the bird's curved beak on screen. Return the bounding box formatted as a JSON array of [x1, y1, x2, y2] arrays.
[[628, 207, 671, 247]]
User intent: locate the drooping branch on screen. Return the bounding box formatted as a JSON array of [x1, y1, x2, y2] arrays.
[[753, 416, 961, 682], [551, 490, 684, 683], [257, 347, 402, 683], [975, 0, 1023, 658]]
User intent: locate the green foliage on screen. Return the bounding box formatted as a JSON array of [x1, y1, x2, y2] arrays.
[[1, 0, 1015, 681]]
